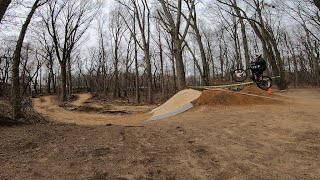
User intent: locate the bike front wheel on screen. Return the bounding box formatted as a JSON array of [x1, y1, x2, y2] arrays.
[[257, 76, 272, 91], [231, 69, 248, 82]]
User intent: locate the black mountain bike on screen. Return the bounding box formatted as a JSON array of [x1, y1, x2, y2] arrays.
[[231, 62, 272, 91]]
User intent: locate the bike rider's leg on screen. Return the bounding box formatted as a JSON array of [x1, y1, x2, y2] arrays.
[[251, 71, 259, 81], [252, 74, 256, 81], [256, 71, 263, 82]]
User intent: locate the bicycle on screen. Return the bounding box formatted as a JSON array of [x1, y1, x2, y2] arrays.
[[231, 62, 272, 91]]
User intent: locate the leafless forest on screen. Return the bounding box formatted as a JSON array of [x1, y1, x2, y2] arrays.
[[0, 0, 319, 119]]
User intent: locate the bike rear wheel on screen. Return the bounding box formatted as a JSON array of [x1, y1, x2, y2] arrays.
[[256, 76, 272, 91], [231, 69, 248, 82]]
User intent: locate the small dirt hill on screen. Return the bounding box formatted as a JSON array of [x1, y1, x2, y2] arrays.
[[151, 89, 201, 116], [194, 89, 279, 106], [241, 85, 271, 96]]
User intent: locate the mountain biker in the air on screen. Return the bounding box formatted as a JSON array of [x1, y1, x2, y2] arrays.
[[250, 52, 267, 81]]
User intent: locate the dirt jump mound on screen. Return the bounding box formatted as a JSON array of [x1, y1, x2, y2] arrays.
[[195, 88, 279, 106], [241, 85, 272, 96], [149, 86, 280, 120], [150, 89, 201, 120]]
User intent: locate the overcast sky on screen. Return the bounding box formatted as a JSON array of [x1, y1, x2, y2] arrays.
[[0, 0, 300, 51]]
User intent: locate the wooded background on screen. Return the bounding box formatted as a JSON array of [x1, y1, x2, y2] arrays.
[[0, 0, 319, 119]]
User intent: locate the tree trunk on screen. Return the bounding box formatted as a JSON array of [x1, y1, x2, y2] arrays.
[[0, 0, 11, 23], [159, 32, 165, 98], [256, 7, 287, 89], [67, 57, 72, 94], [248, 19, 287, 89], [185, 42, 203, 82], [39, 68, 42, 93], [232, 16, 241, 68], [34, 69, 38, 95], [145, 48, 153, 102], [158, 0, 195, 91], [51, 64, 56, 93], [233, 0, 250, 68], [47, 68, 51, 93], [191, 11, 209, 86], [114, 41, 120, 98], [219, 39, 224, 81], [304, 25, 319, 86], [134, 48, 140, 104], [133, 16, 140, 104], [11, 0, 40, 120], [60, 63, 67, 101], [173, 39, 186, 90], [206, 40, 215, 84], [124, 66, 129, 98], [314, 0, 320, 10], [171, 39, 177, 92], [293, 55, 299, 86], [21, 46, 29, 96]]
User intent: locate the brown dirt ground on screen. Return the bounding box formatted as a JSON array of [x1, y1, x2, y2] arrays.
[[32, 96, 150, 126], [75, 93, 156, 114], [70, 93, 92, 107], [241, 85, 272, 96], [195, 88, 281, 106], [0, 88, 320, 179]]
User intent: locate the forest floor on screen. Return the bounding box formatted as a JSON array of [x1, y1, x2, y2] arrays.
[[0, 87, 320, 179]]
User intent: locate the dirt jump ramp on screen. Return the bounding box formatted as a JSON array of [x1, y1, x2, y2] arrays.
[[149, 86, 280, 121], [149, 89, 202, 121]]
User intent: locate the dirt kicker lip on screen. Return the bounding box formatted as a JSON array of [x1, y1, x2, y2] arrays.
[[149, 89, 201, 121]]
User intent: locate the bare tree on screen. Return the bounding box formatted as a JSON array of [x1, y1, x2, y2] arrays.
[[11, 0, 47, 119], [0, 42, 13, 85], [118, 0, 153, 103], [202, 28, 216, 83], [133, 11, 140, 103], [123, 36, 134, 98], [188, 4, 210, 85], [109, 5, 126, 98], [283, 0, 319, 86], [96, 15, 108, 94], [216, 0, 288, 90], [41, 0, 101, 101], [163, 31, 177, 92], [231, 0, 250, 68], [154, 20, 165, 98], [157, 0, 195, 90]]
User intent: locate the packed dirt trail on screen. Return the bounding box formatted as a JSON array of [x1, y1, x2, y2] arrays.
[[1, 88, 320, 179], [70, 93, 92, 107], [32, 95, 149, 126]]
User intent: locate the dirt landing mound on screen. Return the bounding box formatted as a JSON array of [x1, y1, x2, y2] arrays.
[[241, 85, 271, 96], [195, 89, 279, 106]]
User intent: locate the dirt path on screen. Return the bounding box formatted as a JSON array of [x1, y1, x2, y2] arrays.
[[70, 93, 92, 107], [1, 89, 319, 179], [33, 95, 150, 126]]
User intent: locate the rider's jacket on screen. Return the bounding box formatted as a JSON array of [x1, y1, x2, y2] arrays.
[[251, 56, 267, 71]]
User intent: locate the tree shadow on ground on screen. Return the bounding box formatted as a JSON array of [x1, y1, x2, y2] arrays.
[[0, 115, 23, 126]]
